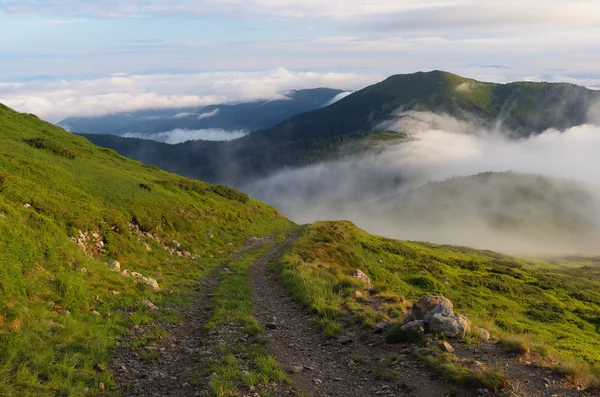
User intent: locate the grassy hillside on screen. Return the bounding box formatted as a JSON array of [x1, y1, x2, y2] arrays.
[[83, 71, 600, 184], [277, 221, 600, 387], [0, 103, 291, 396]]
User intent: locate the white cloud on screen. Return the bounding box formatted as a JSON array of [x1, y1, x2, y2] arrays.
[[123, 128, 247, 143], [323, 91, 353, 107], [174, 112, 196, 118], [0, 68, 381, 122], [198, 108, 220, 119]]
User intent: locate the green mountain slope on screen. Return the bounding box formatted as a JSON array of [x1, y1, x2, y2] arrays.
[[278, 221, 600, 387], [82, 71, 600, 184], [0, 103, 291, 396]]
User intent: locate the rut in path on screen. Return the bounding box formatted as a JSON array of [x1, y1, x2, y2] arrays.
[[249, 233, 468, 397], [109, 236, 275, 397]]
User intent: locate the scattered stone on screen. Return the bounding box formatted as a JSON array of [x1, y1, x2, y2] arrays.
[[429, 313, 471, 338], [354, 290, 364, 298], [472, 361, 488, 373], [475, 327, 491, 341], [439, 341, 455, 353], [313, 378, 323, 385], [109, 290, 120, 295], [337, 335, 353, 345], [144, 243, 152, 252], [291, 366, 304, 374], [80, 267, 88, 273], [265, 322, 278, 330], [400, 320, 425, 335], [98, 382, 105, 391], [92, 232, 100, 239], [373, 322, 388, 333], [91, 310, 101, 316], [106, 259, 121, 272], [122, 269, 131, 277], [142, 300, 159, 311], [131, 272, 143, 279], [23, 203, 31, 209], [412, 296, 453, 321], [141, 277, 160, 291], [353, 269, 371, 286]]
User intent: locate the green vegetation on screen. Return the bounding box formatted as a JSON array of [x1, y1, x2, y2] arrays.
[[203, 247, 289, 397], [277, 221, 600, 388], [0, 103, 291, 396]]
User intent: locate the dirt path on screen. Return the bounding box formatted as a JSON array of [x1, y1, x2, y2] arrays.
[[249, 232, 472, 397], [110, 236, 274, 397]]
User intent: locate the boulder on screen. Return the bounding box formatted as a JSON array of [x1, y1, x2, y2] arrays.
[[429, 313, 471, 338], [353, 269, 371, 286], [423, 301, 454, 323], [400, 320, 425, 335], [412, 296, 453, 320]]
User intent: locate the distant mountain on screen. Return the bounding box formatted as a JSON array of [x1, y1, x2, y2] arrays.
[[82, 71, 600, 184], [58, 88, 346, 137]]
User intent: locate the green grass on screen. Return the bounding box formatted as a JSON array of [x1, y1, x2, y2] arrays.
[[277, 221, 600, 389], [202, 246, 289, 397], [0, 103, 292, 395]]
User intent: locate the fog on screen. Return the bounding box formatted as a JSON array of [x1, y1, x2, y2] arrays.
[[243, 111, 600, 255], [123, 128, 247, 143]]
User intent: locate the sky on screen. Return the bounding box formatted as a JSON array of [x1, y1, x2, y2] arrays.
[[1, 0, 600, 122]]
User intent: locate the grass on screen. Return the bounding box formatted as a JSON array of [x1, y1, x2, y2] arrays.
[[0, 103, 292, 395], [202, 246, 289, 397], [276, 221, 600, 389]]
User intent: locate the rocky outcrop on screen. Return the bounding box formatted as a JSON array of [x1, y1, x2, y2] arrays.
[[401, 296, 486, 340], [353, 269, 371, 287]]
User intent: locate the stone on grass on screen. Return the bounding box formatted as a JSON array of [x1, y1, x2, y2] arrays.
[[400, 320, 425, 335], [475, 327, 491, 341], [429, 313, 471, 338], [353, 269, 371, 286], [106, 259, 121, 272], [412, 296, 453, 321]]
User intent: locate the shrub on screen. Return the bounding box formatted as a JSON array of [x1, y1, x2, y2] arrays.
[[0, 172, 7, 192], [385, 323, 422, 344], [501, 336, 530, 354], [208, 185, 249, 204], [138, 183, 152, 192], [24, 137, 76, 159]]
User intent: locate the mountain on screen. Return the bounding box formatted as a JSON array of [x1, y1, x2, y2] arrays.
[[2, 102, 600, 394], [0, 102, 291, 395], [58, 88, 346, 138], [82, 71, 600, 185]]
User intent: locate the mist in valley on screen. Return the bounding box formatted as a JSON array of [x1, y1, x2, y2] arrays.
[[243, 110, 600, 256]]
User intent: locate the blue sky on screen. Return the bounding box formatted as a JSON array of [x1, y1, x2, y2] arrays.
[[1, 0, 599, 121]]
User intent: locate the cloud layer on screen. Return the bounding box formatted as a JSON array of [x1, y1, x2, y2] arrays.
[[0, 68, 381, 122], [123, 128, 247, 143], [243, 111, 600, 255]]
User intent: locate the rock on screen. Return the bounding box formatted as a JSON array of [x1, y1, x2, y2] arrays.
[[109, 290, 120, 295], [92, 232, 100, 239], [353, 269, 371, 286], [439, 341, 455, 353], [403, 312, 414, 324], [206, 232, 214, 239], [429, 313, 471, 338], [291, 366, 304, 374], [412, 296, 453, 321], [423, 301, 454, 323], [98, 382, 105, 391], [106, 259, 121, 272], [130, 272, 143, 279], [472, 361, 488, 373], [373, 322, 388, 333], [142, 300, 159, 311], [475, 327, 491, 341], [337, 335, 353, 345], [400, 320, 425, 335], [91, 310, 101, 316], [144, 243, 152, 252], [80, 267, 88, 273], [23, 203, 31, 209], [122, 269, 131, 277], [354, 290, 364, 298], [265, 322, 278, 330], [144, 278, 160, 291]]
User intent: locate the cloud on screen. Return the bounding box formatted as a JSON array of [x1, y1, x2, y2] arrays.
[[123, 128, 247, 143], [174, 112, 196, 118], [243, 111, 600, 255], [198, 108, 219, 119], [323, 91, 353, 107], [0, 68, 381, 122]]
